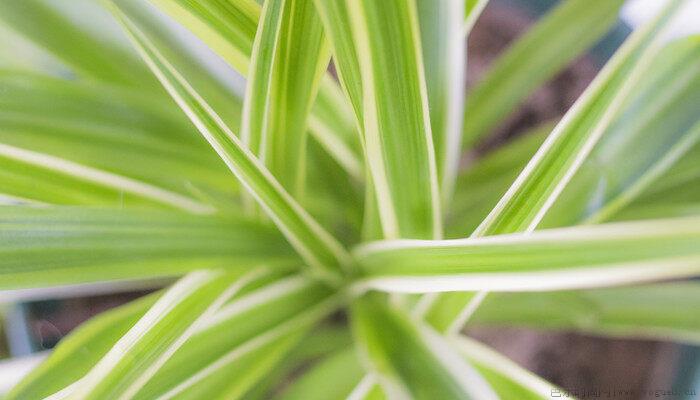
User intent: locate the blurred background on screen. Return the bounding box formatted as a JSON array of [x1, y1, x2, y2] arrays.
[[0, 0, 699, 398]]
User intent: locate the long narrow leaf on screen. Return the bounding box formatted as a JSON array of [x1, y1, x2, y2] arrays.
[[242, 0, 329, 194], [311, 0, 383, 241], [345, 0, 441, 239], [351, 295, 497, 399], [356, 217, 700, 292], [275, 349, 365, 400], [134, 276, 341, 400], [448, 124, 550, 236], [0, 207, 296, 290], [109, 4, 350, 280], [6, 294, 159, 399], [71, 270, 256, 399]]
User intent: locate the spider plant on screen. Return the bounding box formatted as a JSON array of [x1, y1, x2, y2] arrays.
[[0, 0, 699, 398]]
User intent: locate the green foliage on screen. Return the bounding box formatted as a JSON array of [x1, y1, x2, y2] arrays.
[[0, 0, 698, 398]]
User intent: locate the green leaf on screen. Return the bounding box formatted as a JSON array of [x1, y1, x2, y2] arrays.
[[473, 0, 681, 236], [0, 72, 236, 209], [356, 217, 700, 293], [246, 325, 353, 400], [275, 349, 365, 400], [470, 282, 700, 345], [448, 124, 551, 236], [344, 0, 441, 239], [416, 0, 466, 202], [311, 0, 383, 241], [417, 1, 686, 333], [146, 0, 362, 181], [242, 0, 329, 195], [147, 0, 259, 75], [0, 206, 296, 289], [9, 271, 330, 400], [282, 334, 557, 400], [461, 0, 626, 149], [0, 0, 152, 86], [6, 294, 158, 399], [109, 4, 350, 280], [542, 36, 700, 226], [69, 270, 256, 399], [131, 275, 341, 399], [350, 295, 496, 399]]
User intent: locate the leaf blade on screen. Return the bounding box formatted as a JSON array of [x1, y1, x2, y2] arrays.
[[350, 295, 497, 399], [357, 217, 700, 292], [345, 0, 441, 239], [242, 0, 329, 194], [0, 206, 296, 290], [109, 4, 350, 279]]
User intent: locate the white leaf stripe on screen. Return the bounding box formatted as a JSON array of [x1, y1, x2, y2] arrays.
[[356, 215, 700, 254], [361, 256, 700, 293], [109, 3, 350, 280], [195, 275, 311, 332]]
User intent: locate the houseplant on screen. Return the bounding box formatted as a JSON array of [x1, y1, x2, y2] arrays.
[[0, 0, 699, 398]]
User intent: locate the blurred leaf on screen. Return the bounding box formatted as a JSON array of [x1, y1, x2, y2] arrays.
[[0, 353, 47, 397], [0, 72, 236, 209], [422, 1, 685, 332], [110, 4, 350, 280], [242, 0, 329, 194], [246, 324, 353, 400], [0, 206, 296, 289], [470, 282, 700, 345], [473, 0, 681, 235], [351, 295, 497, 399], [461, 0, 626, 149], [0, 0, 153, 86], [274, 349, 365, 400], [7, 294, 158, 399], [114, 0, 246, 130], [542, 36, 700, 226], [356, 216, 700, 293], [464, 0, 489, 34]]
